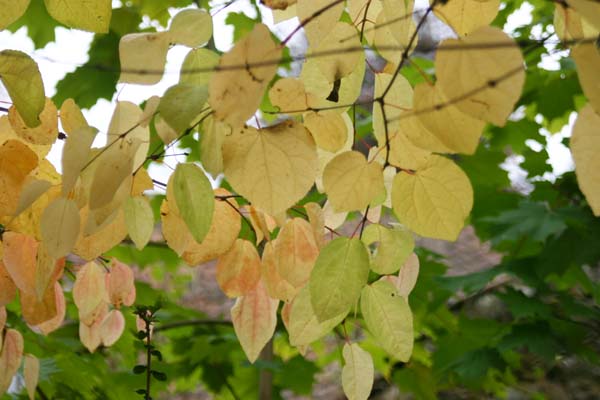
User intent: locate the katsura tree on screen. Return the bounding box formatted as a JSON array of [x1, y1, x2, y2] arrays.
[[1, 0, 600, 398]]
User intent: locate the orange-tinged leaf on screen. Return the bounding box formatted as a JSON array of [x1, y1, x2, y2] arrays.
[[36, 282, 66, 335], [223, 121, 318, 215], [8, 98, 58, 145], [2, 232, 37, 295], [79, 303, 108, 353], [20, 279, 58, 325], [24, 354, 39, 400], [209, 23, 282, 128], [275, 218, 319, 291], [231, 279, 279, 363], [304, 202, 325, 248], [216, 239, 261, 298], [73, 206, 128, 261], [107, 259, 136, 308], [182, 189, 242, 266], [0, 306, 5, 332], [0, 329, 23, 395], [100, 309, 125, 347], [261, 240, 296, 301], [0, 139, 38, 216], [0, 261, 17, 306], [40, 197, 81, 258], [73, 262, 109, 325], [160, 199, 192, 256]]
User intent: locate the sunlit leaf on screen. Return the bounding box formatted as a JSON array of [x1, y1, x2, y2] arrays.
[[342, 343, 374, 400]]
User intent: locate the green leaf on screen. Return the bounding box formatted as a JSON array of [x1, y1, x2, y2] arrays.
[[8, 0, 59, 49], [361, 224, 414, 275], [309, 237, 370, 321], [151, 370, 167, 381], [361, 280, 413, 361], [158, 84, 208, 133], [133, 365, 147, 374], [44, 0, 112, 33], [124, 196, 154, 250], [0, 50, 45, 127], [172, 163, 214, 243]]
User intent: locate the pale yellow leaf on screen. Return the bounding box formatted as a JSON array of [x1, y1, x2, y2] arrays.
[[216, 239, 262, 298], [119, 32, 171, 85], [200, 115, 230, 178], [14, 179, 52, 217], [413, 83, 485, 154], [312, 22, 363, 83], [36, 282, 66, 335], [0, 50, 45, 128], [79, 303, 108, 353], [8, 97, 57, 146], [342, 343, 374, 400], [387, 130, 432, 170], [44, 0, 111, 32], [168, 9, 213, 48], [231, 279, 279, 363], [24, 354, 40, 400], [392, 155, 473, 241], [100, 310, 126, 347], [223, 121, 317, 215], [123, 196, 154, 250], [361, 280, 413, 361], [40, 197, 80, 258], [61, 126, 98, 195], [323, 151, 385, 212], [59, 98, 88, 134], [73, 206, 128, 260], [160, 199, 191, 256], [209, 23, 281, 128], [106, 101, 149, 170], [434, 0, 500, 36], [297, 0, 344, 45], [567, 0, 600, 31], [572, 43, 600, 115], [73, 262, 108, 325], [436, 27, 525, 126], [269, 78, 309, 114], [373, 72, 413, 144], [304, 202, 325, 247], [107, 259, 136, 308], [571, 104, 600, 216], [304, 111, 349, 152], [348, 0, 382, 43], [374, 1, 417, 63]]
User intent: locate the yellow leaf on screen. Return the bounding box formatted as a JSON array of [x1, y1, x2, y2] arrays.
[[572, 43, 600, 115], [158, 84, 208, 133], [304, 202, 326, 248], [168, 9, 213, 48], [231, 279, 279, 363], [40, 197, 80, 258], [0, 0, 29, 30], [123, 196, 154, 250], [223, 121, 317, 215], [0, 329, 23, 395], [0, 50, 45, 128], [0, 140, 38, 217], [342, 343, 374, 400], [14, 179, 52, 217], [0, 261, 17, 307], [392, 155, 473, 241], [180, 49, 220, 87], [8, 98, 57, 146], [309, 237, 369, 321], [269, 78, 309, 114], [567, 0, 600, 31], [79, 304, 108, 353], [304, 111, 350, 152], [361, 280, 413, 361], [61, 126, 98, 195], [44, 0, 111, 32], [361, 224, 414, 275], [296, 0, 344, 46], [24, 354, 39, 400], [384, 252, 420, 297], [107, 259, 136, 308], [73, 206, 128, 260], [287, 285, 346, 346], [387, 130, 432, 171], [262, 0, 296, 10], [182, 189, 242, 266], [374, 0, 417, 63], [433, 0, 500, 36], [73, 262, 108, 325], [413, 83, 485, 154], [436, 26, 525, 127], [323, 151, 385, 212], [119, 32, 171, 85], [312, 22, 363, 83], [0, 116, 51, 159], [571, 104, 600, 216], [59, 98, 88, 135], [348, 0, 382, 43], [20, 281, 58, 325], [99, 310, 125, 347], [216, 239, 262, 298], [373, 72, 413, 145], [261, 240, 296, 301], [209, 23, 282, 128], [2, 232, 37, 295]]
